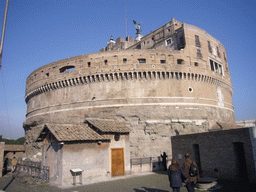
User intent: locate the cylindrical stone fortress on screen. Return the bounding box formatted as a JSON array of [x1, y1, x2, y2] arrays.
[[24, 19, 235, 158]]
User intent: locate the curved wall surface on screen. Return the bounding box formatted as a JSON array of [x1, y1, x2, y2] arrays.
[[24, 21, 235, 157]]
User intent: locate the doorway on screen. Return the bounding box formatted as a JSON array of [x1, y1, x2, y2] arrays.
[[193, 144, 202, 175], [111, 148, 125, 177], [233, 142, 248, 180]]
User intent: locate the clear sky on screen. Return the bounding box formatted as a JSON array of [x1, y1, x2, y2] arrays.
[[0, 0, 255, 139]]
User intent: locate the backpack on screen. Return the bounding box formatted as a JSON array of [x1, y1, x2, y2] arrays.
[[189, 160, 198, 177]]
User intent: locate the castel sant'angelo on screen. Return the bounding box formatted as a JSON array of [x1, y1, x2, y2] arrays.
[[24, 18, 234, 159]]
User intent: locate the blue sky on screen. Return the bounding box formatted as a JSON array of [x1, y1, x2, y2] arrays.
[[0, 0, 255, 139]]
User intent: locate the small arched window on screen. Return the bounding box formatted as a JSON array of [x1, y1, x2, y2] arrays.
[[59, 66, 75, 73]]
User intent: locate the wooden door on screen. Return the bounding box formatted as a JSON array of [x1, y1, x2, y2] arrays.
[[111, 148, 125, 176]]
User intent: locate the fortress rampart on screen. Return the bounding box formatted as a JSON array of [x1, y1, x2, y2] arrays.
[[24, 19, 235, 158]]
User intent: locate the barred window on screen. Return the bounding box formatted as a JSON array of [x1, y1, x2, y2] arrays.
[[195, 35, 201, 47]]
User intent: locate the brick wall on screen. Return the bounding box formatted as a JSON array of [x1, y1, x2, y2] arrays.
[[171, 128, 256, 182]]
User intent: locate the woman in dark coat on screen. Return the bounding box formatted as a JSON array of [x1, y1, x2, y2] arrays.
[[168, 158, 187, 192]]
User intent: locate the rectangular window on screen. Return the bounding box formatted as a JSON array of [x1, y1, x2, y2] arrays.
[[197, 49, 202, 58], [210, 60, 214, 71], [138, 59, 146, 63], [215, 62, 219, 73], [209, 59, 223, 75], [194, 62, 199, 67], [104, 60, 108, 65], [160, 60, 166, 64], [208, 41, 212, 53], [179, 36, 185, 49], [195, 35, 201, 47], [223, 52, 227, 62], [217, 47, 221, 58], [123, 58, 127, 64], [88, 62, 91, 67]]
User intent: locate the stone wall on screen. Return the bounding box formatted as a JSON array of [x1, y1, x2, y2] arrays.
[[0, 142, 4, 177], [171, 128, 256, 182]]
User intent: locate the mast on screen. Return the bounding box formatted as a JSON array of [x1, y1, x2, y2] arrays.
[[125, 0, 127, 40], [0, 0, 9, 69]]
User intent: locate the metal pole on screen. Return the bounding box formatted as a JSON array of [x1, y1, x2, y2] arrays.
[[125, 0, 127, 40], [0, 0, 9, 68]]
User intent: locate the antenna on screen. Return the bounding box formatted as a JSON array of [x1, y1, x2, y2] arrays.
[[0, 0, 9, 69], [125, 0, 127, 40]]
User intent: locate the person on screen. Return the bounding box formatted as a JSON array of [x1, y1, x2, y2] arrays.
[[182, 153, 200, 192], [168, 158, 187, 192], [3, 158, 9, 175], [161, 152, 168, 171], [10, 157, 18, 172]]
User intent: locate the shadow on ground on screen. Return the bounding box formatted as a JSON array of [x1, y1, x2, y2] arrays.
[[133, 186, 169, 192], [210, 179, 256, 192]]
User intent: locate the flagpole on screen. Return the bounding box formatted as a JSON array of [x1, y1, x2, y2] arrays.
[[0, 0, 9, 69]]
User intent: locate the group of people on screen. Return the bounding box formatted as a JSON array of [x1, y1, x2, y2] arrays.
[[167, 153, 199, 192]]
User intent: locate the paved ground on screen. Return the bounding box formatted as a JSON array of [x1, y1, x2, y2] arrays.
[[0, 171, 183, 192], [0, 171, 256, 192]]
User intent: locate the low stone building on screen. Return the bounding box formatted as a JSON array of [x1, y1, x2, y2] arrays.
[[171, 123, 256, 182], [0, 143, 25, 177], [36, 118, 130, 186]]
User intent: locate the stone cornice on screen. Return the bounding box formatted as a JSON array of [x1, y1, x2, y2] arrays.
[[25, 70, 233, 103]]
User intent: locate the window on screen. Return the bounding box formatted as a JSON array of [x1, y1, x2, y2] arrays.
[[217, 47, 221, 58], [88, 62, 91, 67], [209, 59, 223, 75], [194, 62, 199, 67], [123, 58, 127, 64], [208, 41, 212, 53], [160, 60, 166, 64], [179, 36, 185, 49], [195, 35, 201, 47], [46, 73, 49, 77], [177, 59, 184, 65], [166, 38, 172, 46], [138, 59, 146, 63], [210, 60, 214, 71], [104, 60, 108, 65], [59, 66, 75, 73], [223, 52, 227, 62], [197, 49, 202, 58]]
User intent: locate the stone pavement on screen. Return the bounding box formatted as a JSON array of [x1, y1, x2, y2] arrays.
[[1, 171, 256, 192], [0, 171, 187, 192]]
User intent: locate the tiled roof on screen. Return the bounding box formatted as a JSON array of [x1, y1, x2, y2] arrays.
[[37, 124, 111, 142], [86, 118, 131, 133], [210, 122, 245, 131]]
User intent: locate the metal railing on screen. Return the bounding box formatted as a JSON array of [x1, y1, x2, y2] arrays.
[[130, 156, 171, 172], [14, 158, 49, 184]]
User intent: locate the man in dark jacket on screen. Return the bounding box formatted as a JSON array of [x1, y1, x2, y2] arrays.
[[182, 153, 200, 192]]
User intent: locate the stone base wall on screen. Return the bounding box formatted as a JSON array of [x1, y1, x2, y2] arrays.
[[24, 103, 235, 159]]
